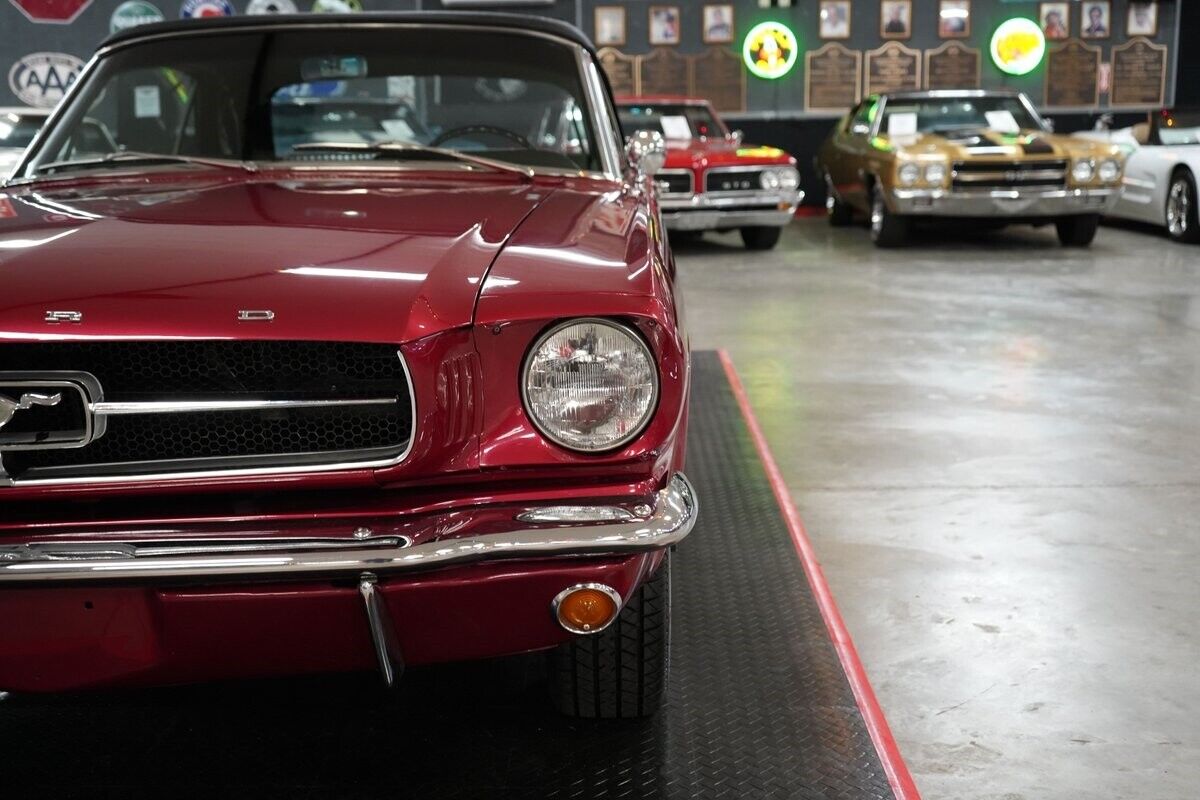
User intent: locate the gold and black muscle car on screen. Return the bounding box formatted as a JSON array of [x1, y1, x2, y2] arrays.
[[816, 90, 1124, 247]]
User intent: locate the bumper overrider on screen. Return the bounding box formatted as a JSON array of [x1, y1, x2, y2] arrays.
[[890, 186, 1120, 217], [660, 189, 803, 231], [0, 474, 696, 690]]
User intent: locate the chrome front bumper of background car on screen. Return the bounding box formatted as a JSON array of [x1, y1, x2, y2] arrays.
[[0, 474, 697, 586], [660, 190, 803, 230], [890, 186, 1120, 217]]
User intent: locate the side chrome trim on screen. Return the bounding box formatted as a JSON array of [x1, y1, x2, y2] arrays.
[[8, 349, 417, 488], [0, 474, 697, 585]]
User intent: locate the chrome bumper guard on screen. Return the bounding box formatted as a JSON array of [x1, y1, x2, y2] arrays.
[[660, 189, 803, 231], [890, 186, 1120, 217], [0, 474, 698, 586]]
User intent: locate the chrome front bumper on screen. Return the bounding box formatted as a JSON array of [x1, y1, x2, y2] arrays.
[[661, 190, 803, 231], [0, 474, 698, 586], [890, 187, 1120, 217]]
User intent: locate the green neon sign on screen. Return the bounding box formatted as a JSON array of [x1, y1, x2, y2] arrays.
[[742, 21, 799, 80], [990, 17, 1046, 76]]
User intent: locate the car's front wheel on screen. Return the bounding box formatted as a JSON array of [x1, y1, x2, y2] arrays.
[[740, 225, 783, 250], [1166, 170, 1200, 243], [870, 184, 908, 247], [825, 175, 853, 226], [549, 554, 670, 718], [1056, 214, 1100, 247]]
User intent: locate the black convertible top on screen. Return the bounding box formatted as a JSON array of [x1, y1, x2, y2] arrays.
[[100, 11, 596, 54]]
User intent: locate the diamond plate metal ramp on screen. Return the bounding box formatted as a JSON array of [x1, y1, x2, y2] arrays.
[[0, 351, 914, 799]]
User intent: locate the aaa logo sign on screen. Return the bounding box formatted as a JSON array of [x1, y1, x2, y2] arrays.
[[9, 0, 93, 23], [8, 53, 84, 108]]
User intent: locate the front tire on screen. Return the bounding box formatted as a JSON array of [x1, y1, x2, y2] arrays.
[[870, 184, 908, 247], [740, 225, 783, 250], [1166, 170, 1200, 243], [1056, 214, 1100, 247], [549, 554, 671, 718]]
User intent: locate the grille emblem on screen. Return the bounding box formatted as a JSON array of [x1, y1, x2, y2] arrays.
[[0, 392, 62, 434]]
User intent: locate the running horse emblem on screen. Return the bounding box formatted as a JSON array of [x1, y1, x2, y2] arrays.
[[0, 392, 63, 436]]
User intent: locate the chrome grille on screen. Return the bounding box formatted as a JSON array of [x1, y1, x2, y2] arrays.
[[951, 160, 1068, 190], [655, 170, 694, 196], [0, 341, 413, 481]]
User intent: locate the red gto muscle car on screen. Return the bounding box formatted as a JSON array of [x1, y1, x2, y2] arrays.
[[0, 13, 696, 719], [616, 96, 802, 250]]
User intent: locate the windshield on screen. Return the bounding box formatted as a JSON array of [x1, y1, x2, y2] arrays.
[[21, 28, 602, 178], [1159, 111, 1200, 146], [0, 112, 47, 149], [618, 103, 725, 141], [881, 96, 1044, 136]]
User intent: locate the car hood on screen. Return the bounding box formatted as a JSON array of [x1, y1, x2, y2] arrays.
[[0, 171, 549, 343], [662, 139, 793, 169], [881, 128, 1118, 161]]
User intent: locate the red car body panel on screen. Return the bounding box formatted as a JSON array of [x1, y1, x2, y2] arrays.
[[0, 166, 690, 690]]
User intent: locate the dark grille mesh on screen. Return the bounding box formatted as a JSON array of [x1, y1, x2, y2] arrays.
[[0, 341, 412, 479], [705, 170, 764, 193]]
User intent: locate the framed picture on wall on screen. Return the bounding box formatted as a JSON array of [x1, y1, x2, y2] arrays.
[[1039, 3, 1070, 40], [938, 0, 969, 38], [649, 6, 682, 46], [594, 6, 626, 47], [1080, 1, 1111, 39], [702, 4, 735, 44], [1127, 2, 1158, 37], [819, 1, 851, 39], [880, 0, 912, 39]]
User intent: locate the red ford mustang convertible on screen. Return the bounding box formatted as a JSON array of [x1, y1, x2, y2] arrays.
[[0, 13, 695, 718]]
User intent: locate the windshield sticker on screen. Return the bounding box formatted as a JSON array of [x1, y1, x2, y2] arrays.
[[134, 86, 161, 119], [985, 110, 1020, 133], [659, 115, 692, 140], [887, 112, 918, 136]]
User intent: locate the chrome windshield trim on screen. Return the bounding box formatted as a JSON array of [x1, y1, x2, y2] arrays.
[[7, 349, 417, 488], [0, 474, 697, 585], [91, 397, 397, 416]]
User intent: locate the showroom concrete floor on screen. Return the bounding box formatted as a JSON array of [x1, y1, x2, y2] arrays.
[[678, 218, 1199, 800]]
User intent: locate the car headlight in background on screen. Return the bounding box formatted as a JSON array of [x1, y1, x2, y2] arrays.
[[523, 319, 658, 453], [924, 163, 947, 185], [759, 167, 800, 191], [1097, 159, 1121, 183], [1072, 159, 1095, 183], [898, 163, 921, 186]]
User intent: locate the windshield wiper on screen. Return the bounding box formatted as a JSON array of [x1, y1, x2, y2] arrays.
[[35, 150, 254, 176], [290, 142, 535, 181]]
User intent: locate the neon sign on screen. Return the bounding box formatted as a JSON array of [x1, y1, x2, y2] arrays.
[[742, 21, 798, 80], [990, 18, 1046, 76]]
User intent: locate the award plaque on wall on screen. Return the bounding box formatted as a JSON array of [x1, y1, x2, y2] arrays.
[[1110, 37, 1167, 107], [690, 48, 746, 112], [924, 41, 979, 90], [1044, 39, 1101, 108], [598, 47, 638, 96], [805, 42, 862, 111], [865, 42, 921, 95], [638, 48, 690, 97]]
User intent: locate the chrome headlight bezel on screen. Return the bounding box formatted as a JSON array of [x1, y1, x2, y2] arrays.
[[521, 318, 660, 454], [776, 166, 801, 191], [924, 163, 948, 185], [759, 169, 781, 190], [1097, 159, 1121, 183], [1072, 159, 1095, 183], [898, 163, 921, 186]]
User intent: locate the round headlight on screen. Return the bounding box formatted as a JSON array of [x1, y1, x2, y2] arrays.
[[898, 163, 921, 185], [1098, 159, 1121, 183], [760, 169, 781, 190], [1072, 159, 1095, 183], [523, 319, 658, 453], [777, 167, 800, 190], [924, 163, 947, 185]]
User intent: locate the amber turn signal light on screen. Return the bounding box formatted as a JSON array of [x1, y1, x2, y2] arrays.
[[552, 584, 622, 634]]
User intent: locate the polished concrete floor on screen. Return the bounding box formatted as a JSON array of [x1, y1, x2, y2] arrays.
[[677, 218, 1200, 800]]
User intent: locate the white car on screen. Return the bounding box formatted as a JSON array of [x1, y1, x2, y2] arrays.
[[1079, 109, 1200, 243], [0, 107, 50, 177]]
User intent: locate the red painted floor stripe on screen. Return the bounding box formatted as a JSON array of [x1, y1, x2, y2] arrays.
[[717, 349, 922, 800]]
